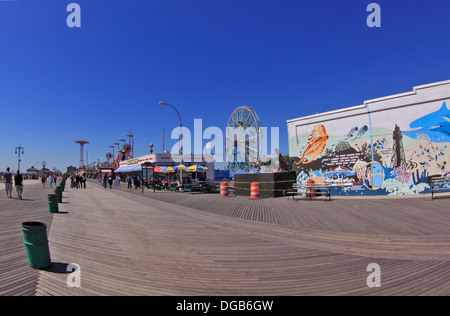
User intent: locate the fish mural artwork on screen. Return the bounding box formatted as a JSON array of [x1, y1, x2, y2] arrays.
[[404, 102, 450, 142], [345, 125, 369, 140], [287, 81, 450, 197], [295, 124, 329, 165]]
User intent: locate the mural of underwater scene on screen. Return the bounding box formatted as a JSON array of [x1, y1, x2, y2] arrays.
[[289, 100, 450, 196]]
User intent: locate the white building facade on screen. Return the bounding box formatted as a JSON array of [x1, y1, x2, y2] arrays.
[[287, 80, 450, 196]]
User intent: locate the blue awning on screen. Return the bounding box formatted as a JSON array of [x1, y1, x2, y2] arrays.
[[114, 165, 142, 173]]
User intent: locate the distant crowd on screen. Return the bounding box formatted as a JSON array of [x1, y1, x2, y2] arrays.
[[40, 174, 59, 188], [70, 173, 87, 189]]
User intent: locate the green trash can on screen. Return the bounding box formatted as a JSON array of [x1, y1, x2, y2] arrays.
[[21, 222, 51, 269], [54, 188, 62, 203], [48, 194, 59, 213]]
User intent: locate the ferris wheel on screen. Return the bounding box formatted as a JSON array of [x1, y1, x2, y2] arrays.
[[225, 106, 262, 172]]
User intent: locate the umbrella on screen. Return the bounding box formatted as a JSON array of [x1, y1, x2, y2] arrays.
[[165, 167, 175, 173], [174, 164, 187, 180], [174, 164, 187, 171], [186, 164, 208, 182], [186, 165, 208, 172], [154, 166, 163, 173]]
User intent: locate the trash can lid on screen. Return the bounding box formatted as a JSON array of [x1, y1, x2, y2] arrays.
[[22, 221, 46, 228]]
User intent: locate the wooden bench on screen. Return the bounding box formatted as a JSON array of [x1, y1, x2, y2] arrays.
[[431, 176, 450, 200], [228, 185, 236, 196], [287, 183, 332, 201]]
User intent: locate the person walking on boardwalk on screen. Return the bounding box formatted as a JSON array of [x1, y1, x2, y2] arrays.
[[108, 175, 113, 189], [41, 174, 46, 188], [49, 175, 53, 188], [103, 174, 108, 188], [127, 175, 132, 190], [14, 170, 23, 200], [4, 167, 13, 198]]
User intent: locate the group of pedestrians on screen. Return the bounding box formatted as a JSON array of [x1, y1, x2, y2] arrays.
[[125, 175, 141, 190], [103, 174, 114, 189], [3, 167, 24, 199], [41, 174, 58, 188], [70, 173, 87, 189]]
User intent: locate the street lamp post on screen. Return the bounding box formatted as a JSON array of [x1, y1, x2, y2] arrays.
[[119, 139, 126, 149], [109, 146, 115, 163], [113, 142, 120, 157], [159, 101, 182, 155], [15, 145, 24, 172]]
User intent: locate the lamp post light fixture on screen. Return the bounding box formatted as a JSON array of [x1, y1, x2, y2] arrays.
[[109, 145, 115, 161], [114, 142, 120, 155], [159, 101, 182, 155], [15, 145, 24, 172], [118, 139, 126, 159]]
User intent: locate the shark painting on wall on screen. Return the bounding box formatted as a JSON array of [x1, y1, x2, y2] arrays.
[[404, 102, 450, 142]]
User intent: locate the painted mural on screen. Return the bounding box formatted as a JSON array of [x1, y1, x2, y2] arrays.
[[289, 101, 450, 196]]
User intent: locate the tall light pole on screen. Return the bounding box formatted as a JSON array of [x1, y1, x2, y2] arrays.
[[109, 146, 115, 161], [119, 139, 126, 150], [119, 139, 126, 160], [15, 145, 24, 172], [159, 101, 182, 155]]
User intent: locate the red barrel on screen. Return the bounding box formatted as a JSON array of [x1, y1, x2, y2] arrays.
[[250, 182, 259, 199], [306, 179, 315, 197], [220, 181, 228, 197]]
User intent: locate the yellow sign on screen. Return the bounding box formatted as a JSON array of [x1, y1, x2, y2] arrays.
[[127, 159, 139, 165]]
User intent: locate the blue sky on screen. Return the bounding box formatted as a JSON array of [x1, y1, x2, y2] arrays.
[[1, 0, 449, 172]]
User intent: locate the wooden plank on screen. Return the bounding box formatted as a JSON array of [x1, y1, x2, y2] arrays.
[[0, 180, 54, 296], [2, 179, 450, 296]]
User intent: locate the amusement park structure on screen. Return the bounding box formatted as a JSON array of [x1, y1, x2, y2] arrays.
[[108, 127, 134, 169], [75, 140, 89, 169], [225, 106, 262, 172], [225, 106, 290, 175]]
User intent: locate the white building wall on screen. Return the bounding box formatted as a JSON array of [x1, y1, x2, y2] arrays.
[[287, 80, 450, 195]]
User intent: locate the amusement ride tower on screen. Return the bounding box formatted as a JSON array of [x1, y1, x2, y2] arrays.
[[75, 140, 89, 169]]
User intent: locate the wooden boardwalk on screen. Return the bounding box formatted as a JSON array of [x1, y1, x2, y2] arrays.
[[1, 179, 449, 296], [0, 180, 55, 296]]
